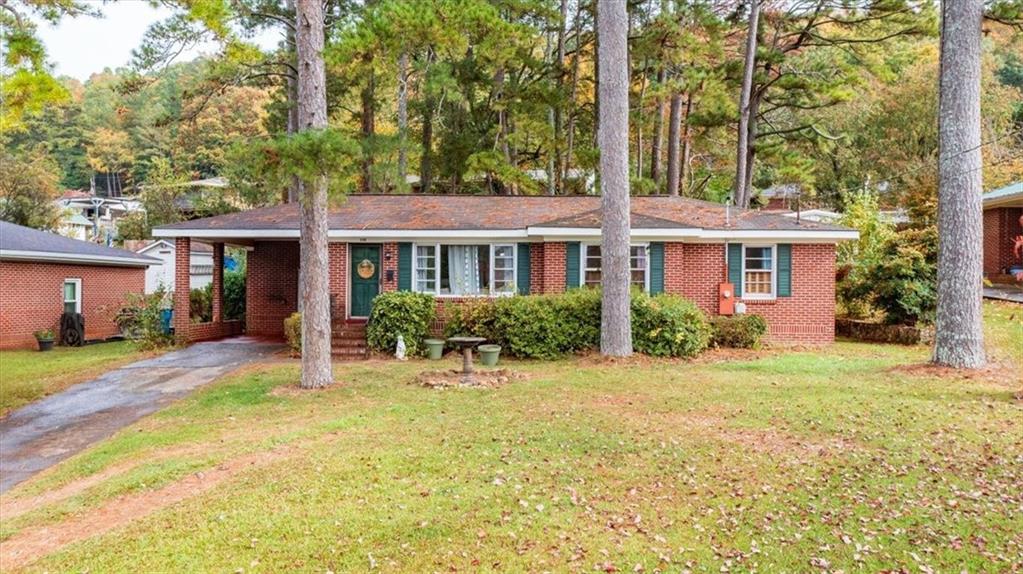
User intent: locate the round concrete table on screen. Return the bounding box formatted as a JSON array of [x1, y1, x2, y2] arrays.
[[446, 336, 486, 385]]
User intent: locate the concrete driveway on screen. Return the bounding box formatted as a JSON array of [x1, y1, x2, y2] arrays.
[[0, 337, 283, 493]]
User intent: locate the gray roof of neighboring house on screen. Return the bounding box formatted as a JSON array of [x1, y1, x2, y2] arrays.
[[0, 221, 158, 267], [982, 182, 1023, 208]]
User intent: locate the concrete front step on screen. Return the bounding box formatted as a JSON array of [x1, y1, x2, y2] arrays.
[[331, 347, 369, 360]]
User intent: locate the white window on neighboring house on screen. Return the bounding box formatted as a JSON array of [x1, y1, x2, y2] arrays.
[[63, 278, 82, 314], [582, 244, 649, 291], [742, 245, 775, 299], [412, 244, 517, 296]]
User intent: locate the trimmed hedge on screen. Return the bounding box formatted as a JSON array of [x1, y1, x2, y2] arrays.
[[367, 291, 437, 356], [709, 314, 768, 349], [284, 312, 301, 354], [631, 294, 712, 357], [445, 289, 710, 359]]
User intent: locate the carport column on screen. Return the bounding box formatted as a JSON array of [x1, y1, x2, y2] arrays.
[[212, 242, 224, 323], [173, 237, 191, 342]]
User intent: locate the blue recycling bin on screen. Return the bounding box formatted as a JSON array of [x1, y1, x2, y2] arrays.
[[161, 308, 173, 334]]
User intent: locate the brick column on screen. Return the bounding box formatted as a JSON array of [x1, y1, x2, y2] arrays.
[[211, 242, 224, 323], [173, 237, 191, 341]]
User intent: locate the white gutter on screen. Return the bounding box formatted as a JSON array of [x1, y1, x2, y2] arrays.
[[0, 249, 159, 267]]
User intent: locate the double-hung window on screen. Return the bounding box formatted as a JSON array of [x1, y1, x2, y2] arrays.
[[413, 244, 517, 296], [742, 245, 775, 298], [63, 278, 82, 314], [582, 244, 649, 290]]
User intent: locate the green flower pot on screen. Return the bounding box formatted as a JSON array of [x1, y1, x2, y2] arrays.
[[477, 344, 501, 367], [425, 339, 446, 360]]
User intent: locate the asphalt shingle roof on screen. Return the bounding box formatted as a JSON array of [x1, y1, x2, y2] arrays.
[[0, 221, 158, 266], [156, 195, 852, 233]]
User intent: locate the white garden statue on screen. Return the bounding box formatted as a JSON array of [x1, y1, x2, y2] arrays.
[[395, 334, 407, 361]]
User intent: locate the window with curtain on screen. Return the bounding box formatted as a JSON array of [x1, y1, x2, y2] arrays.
[[413, 244, 516, 296], [63, 279, 81, 314], [582, 245, 648, 290], [742, 245, 775, 297]]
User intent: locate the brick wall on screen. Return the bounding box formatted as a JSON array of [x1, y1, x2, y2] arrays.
[[540, 242, 567, 293], [381, 242, 399, 293], [666, 242, 723, 313], [0, 260, 145, 349], [983, 207, 1023, 276], [329, 243, 347, 322], [246, 241, 300, 336], [529, 243, 545, 294], [663, 242, 836, 345]]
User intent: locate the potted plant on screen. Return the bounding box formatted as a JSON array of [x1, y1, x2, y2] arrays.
[[34, 329, 55, 352], [478, 344, 501, 367], [424, 338, 446, 360]]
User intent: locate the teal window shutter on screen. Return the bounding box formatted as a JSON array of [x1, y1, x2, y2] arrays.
[[727, 243, 743, 297], [777, 243, 792, 297], [397, 242, 412, 291], [517, 243, 531, 294], [649, 242, 664, 294], [565, 242, 580, 288]]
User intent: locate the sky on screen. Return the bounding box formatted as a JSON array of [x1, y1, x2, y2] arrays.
[[35, 0, 279, 81]]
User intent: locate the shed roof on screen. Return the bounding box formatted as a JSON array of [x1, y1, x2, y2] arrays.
[[0, 221, 158, 267], [982, 182, 1023, 209]]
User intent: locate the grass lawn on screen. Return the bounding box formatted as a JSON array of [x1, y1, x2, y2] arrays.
[[0, 341, 159, 416], [1, 303, 1020, 572]]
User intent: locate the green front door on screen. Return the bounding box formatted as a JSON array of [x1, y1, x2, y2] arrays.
[[350, 244, 381, 317]]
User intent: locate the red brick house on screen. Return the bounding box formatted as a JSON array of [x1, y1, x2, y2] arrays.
[[0, 221, 158, 349], [982, 182, 1023, 279], [153, 195, 857, 346]]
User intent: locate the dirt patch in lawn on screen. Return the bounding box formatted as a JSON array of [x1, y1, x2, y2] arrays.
[[415, 368, 528, 389], [889, 358, 1022, 389], [0, 446, 292, 571]]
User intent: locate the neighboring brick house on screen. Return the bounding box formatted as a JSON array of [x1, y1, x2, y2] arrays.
[[154, 195, 858, 346], [0, 221, 158, 349], [981, 182, 1023, 279]]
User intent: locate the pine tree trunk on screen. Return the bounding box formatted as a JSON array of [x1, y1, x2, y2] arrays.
[[285, 0, 300, 204], [360, 59, 375, 194], [563, 1, 584, 187], [295, 0, 332, 389], [734, 0, 759, 208], [397, 52, 409, 187], [650, 67, 666, 189], [598, 0, 632, 357], [933, 0, 985, 368], [552, 0, 568, 195], [592, 0, 600, 148], [680, 95, 692, 195], [665, 92, 682, 197]]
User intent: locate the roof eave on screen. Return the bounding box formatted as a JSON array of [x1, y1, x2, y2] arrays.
[[0, 249, 159, 267]]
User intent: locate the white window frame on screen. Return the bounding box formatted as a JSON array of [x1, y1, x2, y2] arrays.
[[579, 243, 650, 292], [63, 278, 82, 314], [740, 243, 777, 300], [411, 243, 518, 298]]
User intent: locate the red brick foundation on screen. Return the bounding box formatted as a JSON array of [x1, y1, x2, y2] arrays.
[[0, 261, 145, 349]]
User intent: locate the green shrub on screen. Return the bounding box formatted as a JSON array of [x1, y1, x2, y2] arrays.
[[710, 314, 768, 349], [223, 270, 246, 321], [367, 291, 436, 356], [444, 289, 708, 360], [283, 312, 302, 354], [190, 284, 212, 323], [116, 287, 174, 350], [631, 293, 712, 358], [839, 228, 936, 325], [444, 298, 499, 342]]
